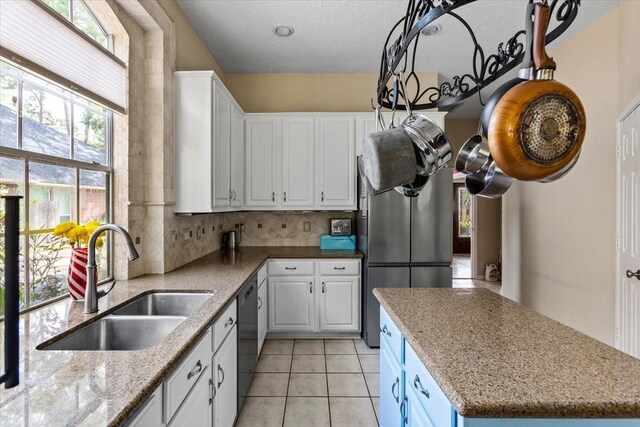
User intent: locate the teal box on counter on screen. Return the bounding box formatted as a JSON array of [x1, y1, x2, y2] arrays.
[[320, 235, 356, 250]]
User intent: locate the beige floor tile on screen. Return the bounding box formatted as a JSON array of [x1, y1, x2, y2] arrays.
[[255, 354, 292, 373], [358, 354, 380, 373], [371, 397, 380, 422], [261, 339, 294, 354], [235, 397, 286, 427], [294, 339, 325, 354], [324, 339, 356, 354], [291, 354, 326, 373], [327, 373, 369, 397], [326, 355, 361, 373], [354, 339, 380, 355], [288, 373, 328, 397], [283, 397, 330, 427], [329, 397, 378, 427], [247, 373, 289, 397], [364, 372, 379, 397]]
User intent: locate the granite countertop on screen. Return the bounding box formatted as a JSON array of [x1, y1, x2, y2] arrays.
[[0, 246, 361, 427], [373, 287, 640, 419]]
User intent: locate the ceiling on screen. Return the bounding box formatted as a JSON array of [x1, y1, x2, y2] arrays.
[[177, 0, 619, 118]]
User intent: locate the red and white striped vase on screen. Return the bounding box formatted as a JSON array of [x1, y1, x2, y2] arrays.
[[67, 248, 97, 301]]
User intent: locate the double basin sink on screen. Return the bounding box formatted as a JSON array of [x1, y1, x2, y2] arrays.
[[42, 292, 212, 351]]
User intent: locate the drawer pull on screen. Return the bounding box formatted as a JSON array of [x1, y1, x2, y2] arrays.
[[209, 378, 216, 405], [258, 296, 263, 309], [380, 325, 392, 337], [322, 282, 325, 293], [400, 397, 408, 425], [284, 267, 297, 271], [224, 317, 234, 328], [187, 360, 202, 380], [309, 282, 313, 293], [414, 375, 430, 399], [218, 364, 225, 388], [272, 192, 275, 202], [333, 267, 346, 270], [391, 377, 400, 403]]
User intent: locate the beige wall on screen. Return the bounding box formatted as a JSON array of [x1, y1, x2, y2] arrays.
[[502, 3, 640, 345], [225, 72, 438, 113]]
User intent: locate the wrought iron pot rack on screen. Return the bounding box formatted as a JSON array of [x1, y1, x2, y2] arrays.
[[376, 0, 581, 112]]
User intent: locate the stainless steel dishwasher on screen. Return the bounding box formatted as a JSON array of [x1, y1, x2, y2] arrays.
[[237, 275, 258, 412]]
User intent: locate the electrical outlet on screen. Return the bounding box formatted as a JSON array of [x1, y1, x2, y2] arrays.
[[170, 230, 177, 248], [303, 221, 311, 232], [196, 226, 202, 240], [182, 228, 191, 244]]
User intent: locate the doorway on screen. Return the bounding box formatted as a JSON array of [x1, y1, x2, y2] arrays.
[[453, 183, 472, 279]]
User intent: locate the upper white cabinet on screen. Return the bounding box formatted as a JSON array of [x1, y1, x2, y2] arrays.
[[282, 117, 315, 208], [245, 117, 279, 208], [316, 117, 356, 209], [174, 71, 244, 214]]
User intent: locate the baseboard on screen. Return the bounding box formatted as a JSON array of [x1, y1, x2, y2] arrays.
[[266, 331, 362, 340]]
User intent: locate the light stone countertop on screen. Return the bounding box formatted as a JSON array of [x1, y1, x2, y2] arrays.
[[0, 246, 361, 427], [374, 287, 640, 419]]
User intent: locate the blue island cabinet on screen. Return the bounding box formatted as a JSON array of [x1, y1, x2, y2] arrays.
[[378, 306, 640, 427]]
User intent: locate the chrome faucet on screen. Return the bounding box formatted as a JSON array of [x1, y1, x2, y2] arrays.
[[84, 224, 140, 314]]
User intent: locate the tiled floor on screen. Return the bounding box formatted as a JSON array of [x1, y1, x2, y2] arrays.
[[235, 339, 380, 427], [452, 254, 472, 278]]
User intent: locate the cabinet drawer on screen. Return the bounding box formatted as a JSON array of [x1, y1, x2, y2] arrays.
[[214, 300, 237, 352], [380, 306, 403, 364], [405, 342, 454, 427], [164, 328, 212, 423], [268, 260, 315, 276], [319, 260, 360, 276], [257, 264, 268, 286]]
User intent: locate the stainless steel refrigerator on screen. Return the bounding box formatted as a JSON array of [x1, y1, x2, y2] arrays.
[[357, 168, 453, 347]]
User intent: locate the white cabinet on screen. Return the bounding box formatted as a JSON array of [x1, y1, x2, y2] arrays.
[[168, 365, 213, 427], [174, 71, 244, 214], [319, 276, 360, 332], [230, 106, 244, 207], [268, 277, 316, 332], [258, 277, 267, 354], [282, 117, 315, 208], [245, 117, 279, 207], [213, 326, 237, 427], [128, 387, 163, 427], [316, 117, 356, 208]]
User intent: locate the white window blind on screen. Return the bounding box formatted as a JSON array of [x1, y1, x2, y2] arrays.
[[0, 0, 126, 113]]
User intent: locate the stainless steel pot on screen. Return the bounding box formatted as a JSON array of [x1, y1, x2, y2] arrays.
[[455, 134, 492, 175], [465, 160, 514, 198], [402, 114, 452, 176], [395, 174, 429, 197]]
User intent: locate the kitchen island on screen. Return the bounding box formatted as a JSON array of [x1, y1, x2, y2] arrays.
[[0, 246, 361, 427], [374, 287, 640, 426]]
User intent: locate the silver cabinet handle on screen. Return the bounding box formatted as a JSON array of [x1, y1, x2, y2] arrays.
[[187, 360, 202, 380], [225, 317, 234, 328], [229, 188, 233, 201], [321, 282, 325, 293], [391, 377, 399, 403], [209, 378, 216, 405], [333, 267, 346, 270], [232, 190, 237, 201], [217, 363, 225, 388], [321, 191, 324, 202], [414, 374, 430, 398], [400, 396, 408, 425], [380, 325, 392, 337], [309, 282, 313, 293], [258, 296, 263, 310], [272, 192, 275, 202], [284, 267, 297, 271], [626, 269, 640, 280], [284, 192, 287, 202]]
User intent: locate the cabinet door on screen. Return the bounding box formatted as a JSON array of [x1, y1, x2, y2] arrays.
[[316, 117, 356, 209], [230, 105, 244, 208], [319, 276, 360, 332], [258, 279, 268, 354], [268, 277, 315, 332], [282, 117, 315, 207], [214, 327, 238, 427], [245, 117, 279, 207], [167, 365, 212, 427], [380, 339, 402, 427], [128, 387, 162, 427], [406, 381, 435, 427], [214, 84, 231, 209]]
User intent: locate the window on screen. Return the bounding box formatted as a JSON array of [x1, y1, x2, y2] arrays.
[[458, 187, 471, 238], [41, 0, 110, 49], [0, 59, 112, 316]]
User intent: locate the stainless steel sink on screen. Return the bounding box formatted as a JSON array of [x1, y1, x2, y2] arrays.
[[42, 316, 185, 351], [110, 292, 211, 317]]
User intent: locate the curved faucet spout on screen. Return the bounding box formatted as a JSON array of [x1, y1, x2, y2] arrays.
[[84, 224, 139, 314]]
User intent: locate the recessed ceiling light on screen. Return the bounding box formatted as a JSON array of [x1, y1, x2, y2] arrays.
[[273, 24, 294, 37], [421, 24, 442, 36]]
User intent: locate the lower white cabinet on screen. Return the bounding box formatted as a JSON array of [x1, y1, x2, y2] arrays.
[[168, 365, 213, 427], [128, 387, 163, 427], [258, 277, 267, 353], [319, 276, 360, 332], [268, 276, 316, 332], [213, 326, 237, 427]]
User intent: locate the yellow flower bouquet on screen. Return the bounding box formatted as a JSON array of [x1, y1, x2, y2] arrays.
[[53, 220, 106, 248]]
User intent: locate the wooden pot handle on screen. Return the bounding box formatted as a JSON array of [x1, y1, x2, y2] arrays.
[[533, 3, 556, 71]]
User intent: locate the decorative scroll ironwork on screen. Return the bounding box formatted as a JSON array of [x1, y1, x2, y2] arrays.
[[376, 0, 581, 112]]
